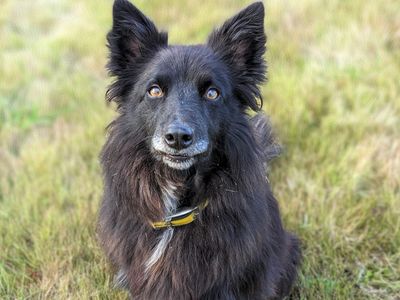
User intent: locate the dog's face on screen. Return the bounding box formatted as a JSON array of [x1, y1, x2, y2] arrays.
[[107, 0, 266, 170], [139, 46, 231, 170]]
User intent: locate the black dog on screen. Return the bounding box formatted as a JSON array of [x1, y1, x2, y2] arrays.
[[98, 0, 300, 298]]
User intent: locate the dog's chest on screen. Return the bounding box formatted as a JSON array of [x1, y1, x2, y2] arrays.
[[145, 183, 178, 271]]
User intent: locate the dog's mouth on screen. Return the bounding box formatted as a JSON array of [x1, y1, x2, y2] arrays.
[[161, 153, 196, 170], [152, 136, 210, 170], [153, 151, 210, 170], [157, 152, 197, 170], [164, 154, 192, 162]]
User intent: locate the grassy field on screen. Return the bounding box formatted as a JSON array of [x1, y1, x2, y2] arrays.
[[0, 0, 399, 299]]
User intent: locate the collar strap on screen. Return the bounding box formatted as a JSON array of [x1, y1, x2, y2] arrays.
[[151, 200, 209, 230]]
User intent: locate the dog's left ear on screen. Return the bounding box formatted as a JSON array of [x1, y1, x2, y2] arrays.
[[107, 0, 167, 75], [207, 2, 266, 111], [106, 0, 168, 105]]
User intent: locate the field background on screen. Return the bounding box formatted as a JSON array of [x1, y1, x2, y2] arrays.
[[1, 0, 399, 299]]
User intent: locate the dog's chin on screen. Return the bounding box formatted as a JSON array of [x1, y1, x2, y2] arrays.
[[162, 155, 196, 170]]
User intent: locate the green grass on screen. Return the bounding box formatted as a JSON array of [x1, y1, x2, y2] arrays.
[[0, 0, 399, 298]]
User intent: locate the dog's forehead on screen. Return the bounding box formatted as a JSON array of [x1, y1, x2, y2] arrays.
[[149, 45, 225, 81], [158, 45, 214, 67]]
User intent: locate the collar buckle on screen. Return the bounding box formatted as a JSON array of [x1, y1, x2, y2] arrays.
[[151, 200, 208, 230]]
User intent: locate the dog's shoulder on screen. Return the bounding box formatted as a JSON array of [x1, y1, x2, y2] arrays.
[[250, 113, 282, 163]]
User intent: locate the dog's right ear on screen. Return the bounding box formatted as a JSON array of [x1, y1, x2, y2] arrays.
[[207, 2, 266, 111], [107, 0, 167, 103]]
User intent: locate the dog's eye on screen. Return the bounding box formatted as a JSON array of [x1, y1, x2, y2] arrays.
[[205, 87, 220, 101], [148, 85, 164, 98]]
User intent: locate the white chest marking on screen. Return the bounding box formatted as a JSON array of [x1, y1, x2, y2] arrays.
[[145, 183, 177, 272]]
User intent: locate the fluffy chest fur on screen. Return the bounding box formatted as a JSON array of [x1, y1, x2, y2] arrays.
[[144, 183, 177, 271], [99, 144, 298, 299]]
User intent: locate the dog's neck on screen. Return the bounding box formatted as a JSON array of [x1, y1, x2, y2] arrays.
[[156, 166, 200, 210], [144, 181, 178, 272], [159, 181, 179, 214]]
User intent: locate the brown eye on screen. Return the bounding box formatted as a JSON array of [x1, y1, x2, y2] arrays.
[[148, 85, 164, 98], [205, 87, 220, 101]]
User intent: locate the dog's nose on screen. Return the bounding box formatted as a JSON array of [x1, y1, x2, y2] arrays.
[[164, 124, 193, 150]]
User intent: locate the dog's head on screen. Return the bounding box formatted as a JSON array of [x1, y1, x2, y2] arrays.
[[107, 0, 266, 171]]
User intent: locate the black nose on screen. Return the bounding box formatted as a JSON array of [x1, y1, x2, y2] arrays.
[[164, 123, 193, 150]]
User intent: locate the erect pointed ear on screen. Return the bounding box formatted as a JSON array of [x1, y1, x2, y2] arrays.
[[207, 2, 266, 111], [107, 0, 168, 77]]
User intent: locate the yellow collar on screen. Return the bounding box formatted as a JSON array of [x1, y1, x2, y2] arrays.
[[151, 200, 209, 230]]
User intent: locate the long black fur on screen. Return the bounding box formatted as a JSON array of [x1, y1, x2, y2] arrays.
[[98, 1, 300, 299]]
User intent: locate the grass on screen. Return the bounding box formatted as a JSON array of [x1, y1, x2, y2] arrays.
[[0, 0, 399, 298]]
